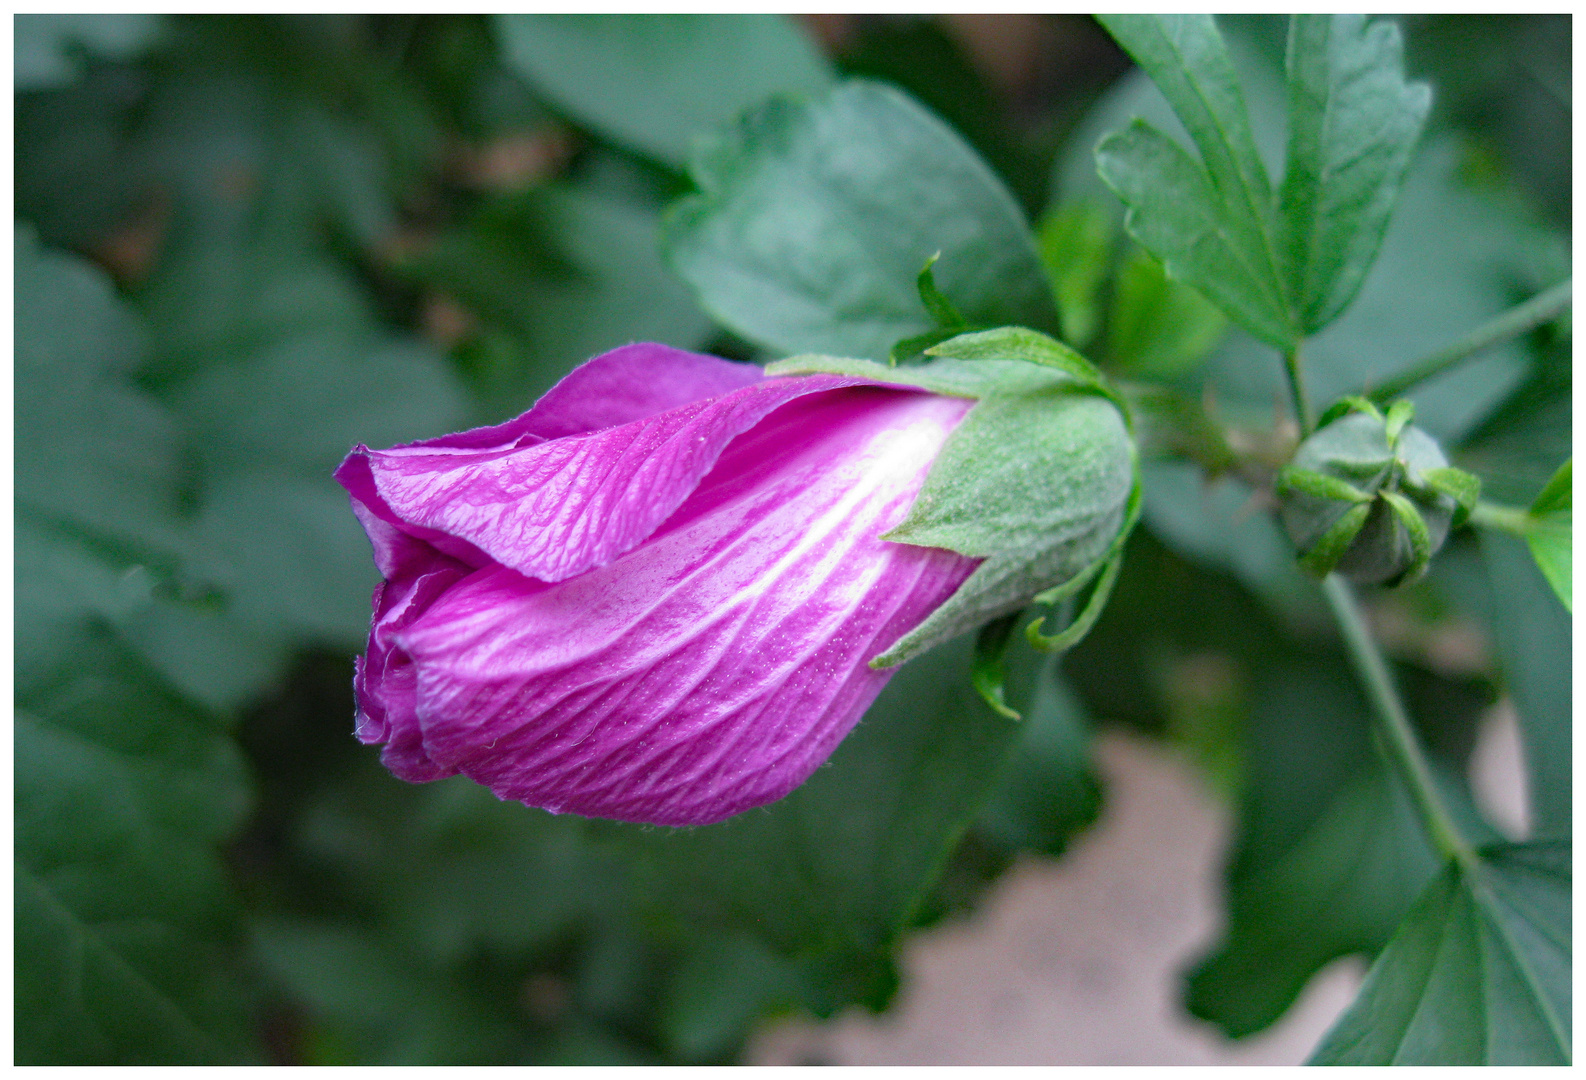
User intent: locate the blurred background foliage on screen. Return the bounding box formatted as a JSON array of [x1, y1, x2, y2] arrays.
[[14, 14, 1570, 1064]]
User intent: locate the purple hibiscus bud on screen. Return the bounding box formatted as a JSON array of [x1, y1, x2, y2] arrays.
[[335, 343, 980, 826]]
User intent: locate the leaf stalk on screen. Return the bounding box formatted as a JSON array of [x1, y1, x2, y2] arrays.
[[1370, 278, 1572, 403], [1283, 344, 1314, 436]]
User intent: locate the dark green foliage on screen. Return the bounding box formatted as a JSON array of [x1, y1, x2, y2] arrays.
[[1310, 842, 1570, 1064], [496, 15, 832, 170], [16, 639, 258, 1063], [663, 80, 1058, 360]]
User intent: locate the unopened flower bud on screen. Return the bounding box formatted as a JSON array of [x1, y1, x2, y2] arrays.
[[1277, 399, 1478, 586]]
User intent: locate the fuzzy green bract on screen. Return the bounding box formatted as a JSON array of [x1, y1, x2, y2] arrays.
[[770, 326, 1137, 670]]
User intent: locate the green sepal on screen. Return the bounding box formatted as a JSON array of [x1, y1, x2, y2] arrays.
[[766, 352, 1074, 399], [1280, 409, 1460, 586], [1026, 551, 1124, 652], [926, 326, 1107, 390], [870, 391, 1137, 668], [916, 252, 968, 330], [1026, 469, 1143, 651], [1297, 501, 1372, 577], [889, 327, 964, 367], [1316, 395, 1382, 430], [1380, 489, 1433, 584], [1276, 465, 1372, 505], [971, 613, 1023, 720], [1416, 466, 1481, 527], [1383, 399, 1415, 446]]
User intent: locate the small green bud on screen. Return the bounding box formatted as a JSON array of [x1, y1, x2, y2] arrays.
[[1277, 401, 1473, 586]]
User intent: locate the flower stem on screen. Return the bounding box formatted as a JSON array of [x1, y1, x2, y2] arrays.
[[1469, 500, 1534, 536], [1370, 278, 1572, 404], [1321, 575, 1478, 870], [1283, 345, 1313, 437]]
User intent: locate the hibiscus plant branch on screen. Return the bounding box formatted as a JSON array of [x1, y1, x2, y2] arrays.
[[1321, 574, 1479, 871], [1368, 277, 1572, 404]]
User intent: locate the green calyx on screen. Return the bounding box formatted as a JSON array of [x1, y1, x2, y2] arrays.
[[771, 326, 1141, 684], [1278, 398, 1476, 586]]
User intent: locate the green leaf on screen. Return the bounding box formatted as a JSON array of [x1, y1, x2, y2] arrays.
[[836, 15, 1046, 215], [248, 916, 533, 1065], [1527, 515, 1571, 614], [1075, 19, 1562, 445], [1105, 246, 1228, 378], [1221, 138, 1562, 445], [1096, 120, 1290, 348], [1097, 16, 1275, 226], [494, 15, 832, 169], [1185, 656, 1492, 1039], [875, 390, 1135, 666], [1524, 459, 1571, 610], [15, 642, 256, 1063], [15, 227, 182, 554], [658, 932, 803, 1061], [1310, 842, 1570, 1064], [600, 633, 1029, 1010], [189, 472, 384, 650], [1189, 771, 1441, 1037], [1036, 199, 1115, 348], [1529, 458, 1572, 516], [1279, 16, 1431, 333], [1095, 15, 1292, 347], [14, 514, 156, 691], [16, 63, 153, 250], [664, 80, 1057, 360], [173, 333, 470, 478]]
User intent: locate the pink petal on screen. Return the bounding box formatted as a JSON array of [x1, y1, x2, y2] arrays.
[[354, 555, 474, 782], [386, 343, 765, 452], [393, 386, 978, 825], [520, 342, 767, 441], [346, 371, 873, 584]]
